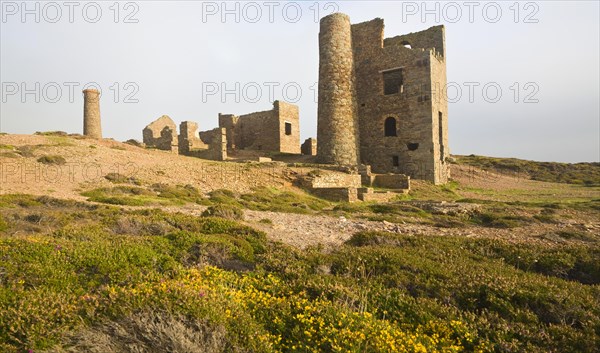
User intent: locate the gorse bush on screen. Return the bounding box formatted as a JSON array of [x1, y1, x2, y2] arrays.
[[0, 194, 599, 353]]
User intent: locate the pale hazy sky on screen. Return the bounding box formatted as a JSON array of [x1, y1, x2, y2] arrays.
[[1, 1, 599, 162]]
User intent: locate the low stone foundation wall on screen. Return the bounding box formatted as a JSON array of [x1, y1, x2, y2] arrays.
[[311, 187, 358, 202], [307, 173, 362, 188], [358, 187, 400, 202], [372, 174, 410, 190]]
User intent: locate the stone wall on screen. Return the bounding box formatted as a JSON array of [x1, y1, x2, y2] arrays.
[[179, 121, 208, 155], [316, 13, 360, 166], [301, 138, 317, 155], [219, 100, 300, 154], [372, 174, 410, 189], [83, 89, 102, 139], [311, 187, 358, 203], [358, 188, 400, 202], [218, 114, 239, 150], [306, 173, 362, 189], [195, 127, 227, 161], [299, 171, 361, 202], [143, 115, 178, 152], [275, 101, 301, 154]]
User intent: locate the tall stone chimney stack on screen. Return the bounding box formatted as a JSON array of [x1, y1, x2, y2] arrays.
[[316, 13, 360, 165], [83, 88, 102, 139]]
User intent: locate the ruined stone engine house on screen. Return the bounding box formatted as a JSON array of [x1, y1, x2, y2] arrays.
[[316, 13, 449, 184]]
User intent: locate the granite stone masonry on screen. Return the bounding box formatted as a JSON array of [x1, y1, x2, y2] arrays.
[[82, 89, 102, 139], [317, 13, 450, 184]]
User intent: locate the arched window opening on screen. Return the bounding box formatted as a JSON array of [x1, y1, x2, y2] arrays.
[[407, 143, 419, 151], [384, 117, 397, 137], [401, 41, 412, 49]]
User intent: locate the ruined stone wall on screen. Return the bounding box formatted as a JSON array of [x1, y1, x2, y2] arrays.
[[211, 128, 228, 161], [275, 101, 301, 154], [429, 49, 450, 184], [311, 187, 358, 203], [307, 173, 362, 189], [219, 101, 300, 154], [316, 13, 360, 166], [351, 19, 448, 184], [182, 127, 227, 161], [142, 115, 178, 152], [238, 109, 279, 151], [218, 114, 240, 150], [301, 138, 317, 156], [83, 89, 102, 139], [178, 121, 208, 155], [384, 25, 445, 59], [372, 174, 410, 189]]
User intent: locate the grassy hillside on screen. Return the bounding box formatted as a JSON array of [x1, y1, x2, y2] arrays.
[[454, 155, 600, 186], [1, 195, 599, 352]]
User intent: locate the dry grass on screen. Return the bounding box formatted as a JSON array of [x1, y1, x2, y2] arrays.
[[45, 311, 234, 353]]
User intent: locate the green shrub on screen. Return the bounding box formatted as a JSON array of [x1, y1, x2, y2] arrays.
[[202, 204, 244, 220], [208, 189, 240, 206], [152, 184, 204, 203]]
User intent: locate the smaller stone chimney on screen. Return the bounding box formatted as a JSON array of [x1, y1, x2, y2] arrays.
[[83, 88, 102, 139]]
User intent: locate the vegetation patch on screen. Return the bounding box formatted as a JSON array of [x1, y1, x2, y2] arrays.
[[104, 172, 141, 185], [82, 184, 207, 206], [0, 194, 599, 352], [0, 151, 20, 159], [208, 187, 330, 214], [202, 204, 244, 220], [469, 211, 531, 228], [151, 183, 207, 204], [124, 139, 143, 147], [82, 186, 172, 206], [34, 131, 68, 136], [239, 187, 330, 214], [37, 155, 66, 165], [455, 154, 600, 186]]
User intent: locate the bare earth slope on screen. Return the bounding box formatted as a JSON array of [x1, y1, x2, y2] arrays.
[[0, 134, 295, 200]]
